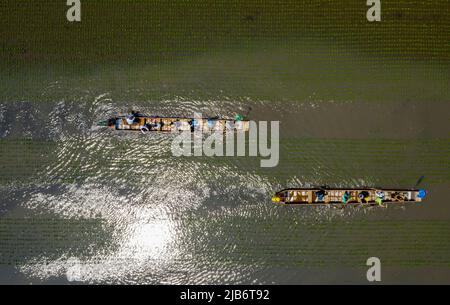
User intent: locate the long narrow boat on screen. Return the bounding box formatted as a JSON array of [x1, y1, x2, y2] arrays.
[[98, 114, 250, 133], [271, 188, 427, 206]]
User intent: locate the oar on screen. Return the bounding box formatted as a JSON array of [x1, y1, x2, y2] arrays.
[[414, 175, 425, 188], [244, 106, 252, 118], [413, 175, 427, 199]]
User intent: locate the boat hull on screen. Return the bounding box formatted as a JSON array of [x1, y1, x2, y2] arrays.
[[272, 188, 426, 205], [103, 116, 250, 132]]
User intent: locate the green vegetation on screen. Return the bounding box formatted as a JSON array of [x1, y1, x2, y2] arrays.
[[1, 1, 449, 63], [0, 139, 56, 185], [0, 217, 114, 265], [183, 217, 450, 268]]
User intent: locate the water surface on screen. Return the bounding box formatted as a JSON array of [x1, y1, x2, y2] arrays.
[[0, 1, 449, 284]]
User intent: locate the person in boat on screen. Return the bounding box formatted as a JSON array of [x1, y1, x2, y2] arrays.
[[342, 191, 351, 204], [417, 189, 427, 199], [125, 110, 142, 125], [189, 119, 201, 132], [106, 118, 116, 127], [207, 118, 216, 130], [172, 119, 182, 131], [358, 191, 370, 203], [147, 121, 162, 131], [234, 114, 243, 121], [315, 189, 326, 202], [115, 118, 122, 129], [375, 191, 385, 206], [126, 114, 135, 125]]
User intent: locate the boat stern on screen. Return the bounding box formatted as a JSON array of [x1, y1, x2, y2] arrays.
[[271, 195, 281, 203]]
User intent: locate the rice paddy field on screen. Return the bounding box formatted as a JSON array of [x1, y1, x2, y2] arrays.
[[0, 0, 449, 284]]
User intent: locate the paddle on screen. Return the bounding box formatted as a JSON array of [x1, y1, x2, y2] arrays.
[[414, 175, 428, 199], [243, 106, 252, 119], [414, 175, 425, 188]]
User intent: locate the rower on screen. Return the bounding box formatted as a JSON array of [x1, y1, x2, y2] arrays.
[[106, 118, 115, 127], [315, 189, 326, 202], [115, 118, 121, 129], [417, 189, 427, 199], [173, 119, 182, 130], [147, 121, 161, 130], [375, 191, 385, 206], [126, 114, 135, 125], [189, 119, 199, 132], [207, 118, 215, 129], [342, 191, 351, 204], [358, 191, 370, 203]]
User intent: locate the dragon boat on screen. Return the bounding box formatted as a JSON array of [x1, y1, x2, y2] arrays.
[[97, 113, 250, 133], [271, 188, 427, 206]]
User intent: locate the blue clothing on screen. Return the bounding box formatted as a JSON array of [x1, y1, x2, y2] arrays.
[[418, 189, 427, 199]]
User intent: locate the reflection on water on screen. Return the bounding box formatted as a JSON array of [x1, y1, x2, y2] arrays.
[[0, 93, 446, 284], [19, 184, 178, 283]]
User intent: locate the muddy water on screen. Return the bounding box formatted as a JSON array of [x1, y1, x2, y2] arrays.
[[0, 1, 449, 284]]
